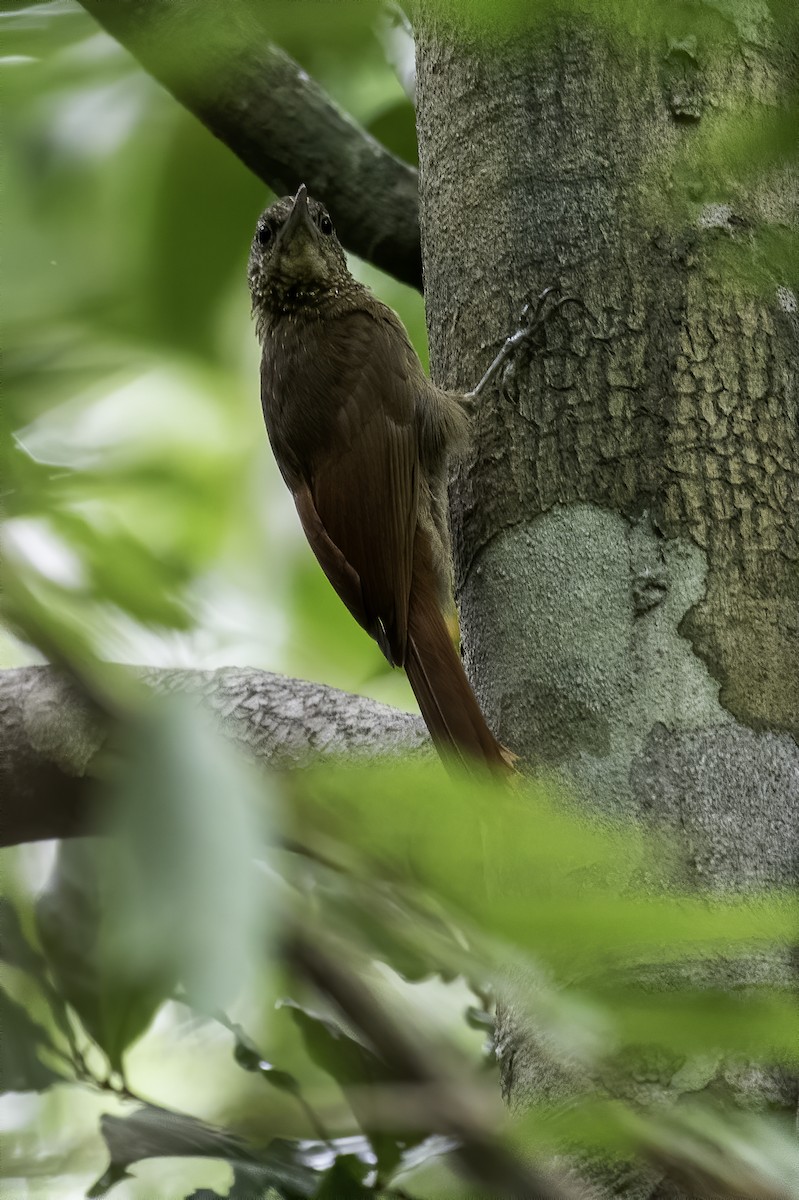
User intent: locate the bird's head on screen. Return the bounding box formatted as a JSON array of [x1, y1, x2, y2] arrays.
[[248, 184, 351, 319]]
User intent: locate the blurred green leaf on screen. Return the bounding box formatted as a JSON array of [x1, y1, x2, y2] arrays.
[[229, 1019, 303, 1096], [88, 1103, 394, 1200], [242, 0, 383, 61], [630, 1102, 799, 1200], [481, 892, 799, 972], [606, 987, 799, 1062], [513, 1095, 799, 1196], [36, 839, 170, 1074], [283, 999, 419, 1176], [284, 999, 388, 1090], [228, 1169, 271, 1200], [0, 895, 47, 975], [291, 761, 798, 974], [139, 112, 265, 360], [105, 694, 269, 1014], [0, 0, 89, 60], [286, 553, 394, 688], [0, 986, 66, 1092], [315, 883, 462, 984], [421, 0, 783, 45], [663, 96, 799, 293], [292, 760, 644, 897], [0, 893, 85, 1059], [87, 1104, 296, 1199], [48, 508, 193, 629], [367, 99, 417, 165], [312, 1156, 372, 1199]]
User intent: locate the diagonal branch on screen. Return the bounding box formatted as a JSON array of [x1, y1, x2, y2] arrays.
[[287, 929, 583, 1200], [76, 0, 422, 289], [0, 665, 431, 848]]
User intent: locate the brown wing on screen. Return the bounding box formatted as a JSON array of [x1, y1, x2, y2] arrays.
[[263, 307, 420, 666]]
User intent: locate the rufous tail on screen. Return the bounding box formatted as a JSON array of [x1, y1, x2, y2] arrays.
[[404, 543, 513, 773]]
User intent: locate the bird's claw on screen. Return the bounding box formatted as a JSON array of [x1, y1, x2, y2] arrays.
[[519, 284, 561, 328], [466, 283, 593, 402]]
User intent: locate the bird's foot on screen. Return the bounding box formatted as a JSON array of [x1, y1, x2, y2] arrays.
[[466, 283, 591, 402], [512, 283, 594, 353]]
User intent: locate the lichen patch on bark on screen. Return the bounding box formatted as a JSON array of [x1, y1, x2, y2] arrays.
[[460, 505, 732, 819]]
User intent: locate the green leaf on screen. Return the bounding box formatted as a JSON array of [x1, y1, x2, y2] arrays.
[[283, 1000, 417, 1177], [231, 1023, 301, 1095], [87, 1105, 321, 1200], [605, 987, 799, 1062], [35, 692, 269, 1074], [36, 840, 170, 1075], [105, 695, 269, 1013], [87, 1106, 258, 1197], [512, 1095, 799, 1194], [0, 894, 89, 1057], [312, 1156, 372, 1199], [86, 1163, 132, 1200], [0, 895, 47, 975], [228, 1169, 270, 1200], [0, 0, 89, 62], [0, 987, 65, 1093], [291, 762, 799, 975], [283, 1000, 390, 1092], [305, 874, 468, 987], [683, 102, 799, 186], [141, 114, 265, 359]]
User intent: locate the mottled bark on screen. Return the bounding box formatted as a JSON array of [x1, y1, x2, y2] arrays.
[[0, 667, 431, 846], [414, 4, 798, 1192]]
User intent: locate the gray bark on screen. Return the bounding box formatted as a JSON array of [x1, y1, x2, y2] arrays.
[[414, 4, 798, 1192], [0, 666, 431, 846]]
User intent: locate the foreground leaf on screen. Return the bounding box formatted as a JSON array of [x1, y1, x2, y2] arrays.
[[0, 987, 65, 1093], [85, 1104, 409, 1200], [284, 1000, 427, 1177], [36, 840, 170, 1074], [312, 1156, 372, 1198], [87, 1104, 317, 1200], [0, 896, 47, 976], [106, 697, 268, 1014]]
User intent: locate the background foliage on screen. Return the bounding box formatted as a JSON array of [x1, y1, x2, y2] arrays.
[[1, 1, 798, 1198], [1, 0, 423, 701]]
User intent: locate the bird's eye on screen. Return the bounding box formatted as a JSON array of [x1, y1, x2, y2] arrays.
[[319, 214, 334, 236], [257, 223, 273, 246]]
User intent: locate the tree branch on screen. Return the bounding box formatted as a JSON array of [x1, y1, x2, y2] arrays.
[[0, 666, 431, 848], [76, 0, 422, 288], [287, 929, 582, 1200]]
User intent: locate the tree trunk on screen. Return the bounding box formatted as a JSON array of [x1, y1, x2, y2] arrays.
[[414, 3, 798, 1185]]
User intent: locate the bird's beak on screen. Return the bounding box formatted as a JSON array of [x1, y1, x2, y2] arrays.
[[280, 183, 313, 243]]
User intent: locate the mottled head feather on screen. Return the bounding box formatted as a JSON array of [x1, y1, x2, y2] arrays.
[[248, 187, 354, 326]]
